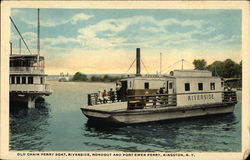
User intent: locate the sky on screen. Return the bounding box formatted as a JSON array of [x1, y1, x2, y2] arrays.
[[10, 9, 242, 75]]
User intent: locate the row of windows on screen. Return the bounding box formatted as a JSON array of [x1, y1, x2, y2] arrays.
[[143, 82, 173, 90], [184, 82, 219, 91], [10, 60, 45, 67], [10, 76, 44, 84], [134, 81, 220, 91]]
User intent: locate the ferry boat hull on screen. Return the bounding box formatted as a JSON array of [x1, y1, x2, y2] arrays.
[[81, 102, 235, 124]]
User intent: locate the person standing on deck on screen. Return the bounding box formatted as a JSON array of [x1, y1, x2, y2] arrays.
[[116, 83, 121, 102], [159, 87, 164, 94], [109, 88, 115, 102], [97, 90, 103, 103], [103, 90, 109, 103]]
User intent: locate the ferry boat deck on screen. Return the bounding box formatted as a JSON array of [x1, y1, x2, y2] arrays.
[[84, 102, 127, 113]]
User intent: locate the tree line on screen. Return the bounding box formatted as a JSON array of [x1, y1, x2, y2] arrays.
[[71, 72, 122, 82], [71, 58, 242, 83], [193, 59, 242, 78]]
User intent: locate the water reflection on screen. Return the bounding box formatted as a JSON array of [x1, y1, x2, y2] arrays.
[[9, 81, 241, 151], [83, 113, 238, 152], [10, 102, 51, 151]]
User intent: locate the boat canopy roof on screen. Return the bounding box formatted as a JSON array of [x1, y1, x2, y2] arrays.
[[173, 69, 212, 77], [121, 74, 174, 81], [10, 54, 44, 61], [120, 69, 219, 83], [10, 54, 45, 67]]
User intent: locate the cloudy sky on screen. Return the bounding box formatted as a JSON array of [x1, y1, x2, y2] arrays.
[[10, 9, 241, 75]]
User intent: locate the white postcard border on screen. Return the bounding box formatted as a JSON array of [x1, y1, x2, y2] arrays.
[[1, 1, 249, 160]]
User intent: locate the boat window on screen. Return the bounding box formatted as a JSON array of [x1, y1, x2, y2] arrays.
[[28, 77, 33, 84], [11, 76, 15, 84], [130, 81, 132, 88], [198, 83, 203, 91], [169, 82, 173, 89], [185, 83, 190, 91], [210, 82, 215, 90], [16, 77, 20, 84], [144, 82, 149, 89], [22, 77, 26, 84]]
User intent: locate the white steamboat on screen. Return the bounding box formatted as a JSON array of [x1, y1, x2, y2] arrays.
[[10, 54, 52, 108], [9, 9, 52, 109], [81, 48, 237, 124]]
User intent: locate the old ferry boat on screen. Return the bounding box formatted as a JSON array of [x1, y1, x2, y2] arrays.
[[81, 48, 237, 124], [9, 9, 52, 109]]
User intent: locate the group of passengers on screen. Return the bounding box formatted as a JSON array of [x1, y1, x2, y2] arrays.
[[97, 89, 115, 103], [97, 84, 122, 103]]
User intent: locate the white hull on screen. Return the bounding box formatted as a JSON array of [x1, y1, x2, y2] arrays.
[[81, 103, 235, 124]]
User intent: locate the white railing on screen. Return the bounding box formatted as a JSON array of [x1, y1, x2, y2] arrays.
[[10, 67, 44, 74], [10, 84, 52, 94]]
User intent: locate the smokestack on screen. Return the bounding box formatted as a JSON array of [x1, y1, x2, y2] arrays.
[[37, 8, 40, 66], [136, 48, 141, 76]]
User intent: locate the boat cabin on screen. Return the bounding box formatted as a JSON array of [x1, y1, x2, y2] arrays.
[[9, 54, 47, 87], [9, 54, 51, 108], [121, 69, 224, 106], [171, 69, 223, 106], [120, 76, 166, 99]]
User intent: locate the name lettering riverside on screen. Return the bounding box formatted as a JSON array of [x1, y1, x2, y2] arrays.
[[188, 94, 214, 101]]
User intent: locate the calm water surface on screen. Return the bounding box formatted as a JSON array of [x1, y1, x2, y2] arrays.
[[10, 81, 242, 152]]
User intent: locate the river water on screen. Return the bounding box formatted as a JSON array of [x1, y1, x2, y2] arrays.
[[10, 81, 241, 152]]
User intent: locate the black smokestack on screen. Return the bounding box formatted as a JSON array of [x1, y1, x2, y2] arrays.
[[136, 48, 141, 76]]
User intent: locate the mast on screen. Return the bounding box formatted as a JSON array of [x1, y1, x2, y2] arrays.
[[37, 8, 40, 66], [19, 38, 21, 54], [181, 59, 184, 70], [160, 52, 162, 75], [10, 41, 12, 55]]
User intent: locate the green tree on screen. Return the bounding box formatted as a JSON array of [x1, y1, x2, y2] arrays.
[[90, 75, 102, 82], [207, 59, 241, 78], [222, 59, 240, 78], [193, 59, 207, 70], [207, 61, 224, 77], [72, 72, 88, 81], [239, 60, 242, 78], [103, 74, 111, 81]]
